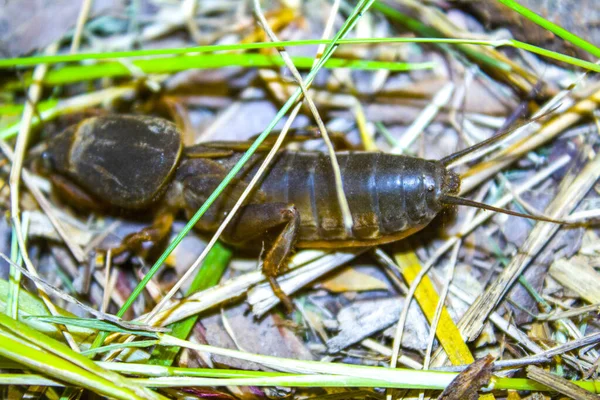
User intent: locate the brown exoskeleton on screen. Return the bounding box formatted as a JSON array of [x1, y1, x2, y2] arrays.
[[41, 115, 565, 310]]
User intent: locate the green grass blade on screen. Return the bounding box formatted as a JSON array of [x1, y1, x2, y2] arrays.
[[0, 332, 142, 399], [27, 316, 159, 338], [0, 315, 162, 400], [7, 227, 21, 319], [508, 40, 600, 71], [6, 54, 433, 88], [81, 340, 159, 356], [7, 215, 29, 319], [148, 242, 231, 366], [101, 362, 286, 378], [371, 1, 511, 71], [497, 0, 600, 58], [0, 37, 492, 68]]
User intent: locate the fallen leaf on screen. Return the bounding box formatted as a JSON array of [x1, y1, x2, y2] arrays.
[[201, 303, 313, 370], [327, 297, 431, 353]]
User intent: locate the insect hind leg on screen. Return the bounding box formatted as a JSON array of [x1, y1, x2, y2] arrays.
[[222, 202, 301, 313]]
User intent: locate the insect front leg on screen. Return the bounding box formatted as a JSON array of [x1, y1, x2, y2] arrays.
[[111, 210, 175, 256], [222, 202, 301, 313], [48, 172, 175, 261]]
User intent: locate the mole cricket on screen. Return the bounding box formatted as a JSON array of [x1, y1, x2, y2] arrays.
[[40, 114, 565, 310]]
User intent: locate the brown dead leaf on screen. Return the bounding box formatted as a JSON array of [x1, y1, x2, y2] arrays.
[[437, 355, 494, 400], [327, 297, 431, 353], [201, 303, 313, 370], [320, 266, 388, 293]]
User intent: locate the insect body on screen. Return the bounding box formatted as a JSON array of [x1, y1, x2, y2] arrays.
[[191, 150, 460, 248], [42, 115, 560, 310]]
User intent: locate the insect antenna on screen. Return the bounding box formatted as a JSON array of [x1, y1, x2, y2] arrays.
[[439, 108, 555, 167], [440, 194, 570, 225]]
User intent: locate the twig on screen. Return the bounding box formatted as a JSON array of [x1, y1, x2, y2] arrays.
[[102, 250, 113, 313], [526, 366, 599, 400], [537, 303, 600, 321], [70, 0, 93, 53], [423, 241, 460, 370]]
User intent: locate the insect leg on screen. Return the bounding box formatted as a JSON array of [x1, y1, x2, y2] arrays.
[[111, 210, 175, 256], [222, 202, 300, 313]]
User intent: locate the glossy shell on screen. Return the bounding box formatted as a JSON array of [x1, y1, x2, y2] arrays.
[[47, 115, 183, 209]]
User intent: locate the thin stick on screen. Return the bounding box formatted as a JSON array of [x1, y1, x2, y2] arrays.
[[389, 255, 435, 369], [527, 366, 599, 400], [418, 241, 460, 400], [423, 241, 460, 370], [102, 250, 113, 313], [70, 0, 93, 53]]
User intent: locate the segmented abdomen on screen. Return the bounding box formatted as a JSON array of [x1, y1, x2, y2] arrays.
[[256, 151, 446, 243]]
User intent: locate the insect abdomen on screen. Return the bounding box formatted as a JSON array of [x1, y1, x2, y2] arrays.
[[258, 151, 446, 245]]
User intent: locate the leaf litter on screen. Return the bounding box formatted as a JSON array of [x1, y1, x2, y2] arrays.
[[2, 0, 600, 398]]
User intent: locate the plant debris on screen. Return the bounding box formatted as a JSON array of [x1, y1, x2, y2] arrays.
[[1, 0, 600, 399]]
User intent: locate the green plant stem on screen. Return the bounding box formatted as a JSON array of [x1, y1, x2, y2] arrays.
[[497, 0, 600, 59], [0, 38, 505, 68], [370, 2, 510, 71], [148, 242, 231, 366], [4, 54, 433, 89], [1, 37, 598, 74], [0, 372, 597, 392], [0, 314, 162, 400]]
